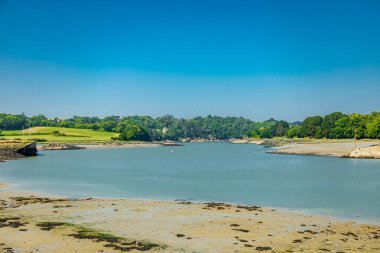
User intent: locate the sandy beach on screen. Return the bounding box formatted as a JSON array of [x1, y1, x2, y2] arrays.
[[0, 190, 379, 253]]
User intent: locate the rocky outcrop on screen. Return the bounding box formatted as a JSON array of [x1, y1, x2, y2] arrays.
[[180, 138, 223, 143], [229, 139, 265, 144], [229, 139, 250, 144], [40, 143, 85, 151], [348, 145, 380, 159], [190, 138, 214, 143], [157, 141, 184, 146], [16, 141, 37, 156], [0, 149, 25, 162], [0, 140, 36, 161]]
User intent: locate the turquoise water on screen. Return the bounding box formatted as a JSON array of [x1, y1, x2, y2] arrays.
[[1, 143, 379, 223]]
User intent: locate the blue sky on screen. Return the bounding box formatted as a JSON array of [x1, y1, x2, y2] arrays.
[[0, 0, 379, 121]]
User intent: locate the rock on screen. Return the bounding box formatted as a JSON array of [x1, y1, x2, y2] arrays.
[[348, 145, 380, 159], [159, 141, 184, 146], [0, 140, 33, 160], [232, 228, 249, 233], [229, 139, 250, 144], [256, 246, 272, 251], [40, 143, 85, 151], [229, 139, 265, 144]]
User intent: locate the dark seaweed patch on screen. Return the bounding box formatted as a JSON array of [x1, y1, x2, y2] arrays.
[[36, 221, 71, 231]]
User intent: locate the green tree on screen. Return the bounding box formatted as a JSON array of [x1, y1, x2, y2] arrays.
[[249, 130, 260, 138], [119, 124, 151, 141], [300, 116, 323, 137], [321, 112, 344, 138], [0, 113, 28, 130], [366, 115, 380, 139], [286, 125, 303, 138], [274, 120, 289, 137]]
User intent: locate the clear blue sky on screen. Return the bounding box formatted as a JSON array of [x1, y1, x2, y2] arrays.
[[0, 0, 379, 121]]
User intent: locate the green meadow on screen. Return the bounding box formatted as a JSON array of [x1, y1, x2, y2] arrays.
[[1, 127, 118, 143]]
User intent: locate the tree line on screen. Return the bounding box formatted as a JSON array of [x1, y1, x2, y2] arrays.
[[0, 112, 379, 141]]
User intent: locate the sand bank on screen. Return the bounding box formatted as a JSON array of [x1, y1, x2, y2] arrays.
[[269, 140, 380, 158], [0, 190, 379, 253]]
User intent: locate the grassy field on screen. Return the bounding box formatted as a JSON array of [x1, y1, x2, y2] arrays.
[[1, 127, 119, 143]]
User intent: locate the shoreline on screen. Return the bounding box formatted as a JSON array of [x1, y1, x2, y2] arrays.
[[76, 142, 162, 149], [2, 182, 379, 226], [1, 189, 380, 252], [0, 182, 8, 190], [37, 142, 164, 151], [268, 140, 380, 158], [3, 138, 380, 159], [2, 175, 380, 225], [228, 138, 380, 159]]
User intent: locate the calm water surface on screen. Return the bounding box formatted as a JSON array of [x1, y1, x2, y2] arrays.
[[1, 143, 379, 223]]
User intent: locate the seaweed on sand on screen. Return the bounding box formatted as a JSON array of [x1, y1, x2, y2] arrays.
[[36, 221, 72, 231], [35, 221, 163, 252]]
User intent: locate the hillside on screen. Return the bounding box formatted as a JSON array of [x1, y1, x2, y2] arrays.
[[1, 127, 118, 143]]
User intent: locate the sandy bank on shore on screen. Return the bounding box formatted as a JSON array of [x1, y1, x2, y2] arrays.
[[0, 190, 379, 253], [269, 140, 380, 158], [77, 143, 162, 149], [36, 142, 162, 151], [0, 183, 8, 189], [230, 139, 265, 144]]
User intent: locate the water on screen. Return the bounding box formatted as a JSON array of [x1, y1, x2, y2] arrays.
[[1, 143, 379, 223]]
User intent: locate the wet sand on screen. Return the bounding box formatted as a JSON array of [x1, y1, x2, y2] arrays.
[[269, 140, 380, 158], [0, 190, 379, 253]]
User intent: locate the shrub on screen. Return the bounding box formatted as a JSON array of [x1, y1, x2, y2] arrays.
[[52, 131, 66, 136]]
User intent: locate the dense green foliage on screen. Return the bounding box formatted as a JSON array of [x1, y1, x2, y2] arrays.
[[117, 124, 151, 141], [0, 112, 379, 140], [0, 113, 27, 130], [287, 112, 380, 139]]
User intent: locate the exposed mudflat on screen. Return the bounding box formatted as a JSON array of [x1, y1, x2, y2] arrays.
[[0, 191, 379, 252]]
